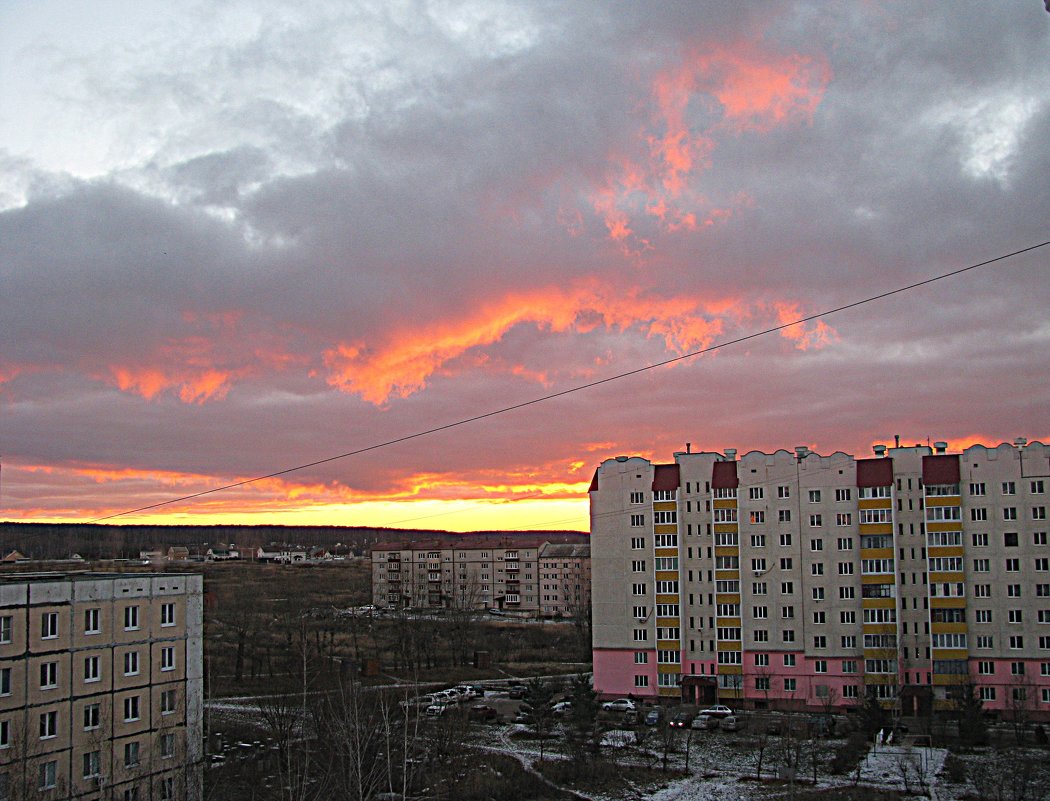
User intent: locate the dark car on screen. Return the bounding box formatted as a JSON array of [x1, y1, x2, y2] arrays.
[[469, 704, 498, 722], [644, 708, 663, 725], [508, 685, 528, 699], [669, 710, 694, 728]]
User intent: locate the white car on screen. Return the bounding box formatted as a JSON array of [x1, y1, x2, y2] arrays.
[[699, 704, 733, 718], [425, 703, 449, 717], [601, 698, 636, 712]]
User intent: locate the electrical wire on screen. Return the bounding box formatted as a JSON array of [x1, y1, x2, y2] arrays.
[[86, 238, 1050, 523]]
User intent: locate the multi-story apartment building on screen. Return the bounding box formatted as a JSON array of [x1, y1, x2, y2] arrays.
[[0, 572, 204, 800], [590, 439, 1050, 718], [538, 543, 591, 619], [371, 535, 589, 617]]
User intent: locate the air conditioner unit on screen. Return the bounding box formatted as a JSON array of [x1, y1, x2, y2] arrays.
[[753, 570, 764, 576]]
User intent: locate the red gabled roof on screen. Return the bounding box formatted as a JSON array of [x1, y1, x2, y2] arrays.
[[923, 455, 960, 485], [652, 464, 680, 491], [711, 461, 738, 489], [856, 458, 893, 487]]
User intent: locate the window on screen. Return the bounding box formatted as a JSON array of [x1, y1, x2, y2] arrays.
[[976, 635, 994, 649], [1010, 636, 1025, 650], [1036, 507, 1048, 520], [630, 514, 645, 527], [755, 653, 769, 666], [779, 533, 792, 546], [840, 586, 855, 600], [161, 602, 176, 627], [750, 534, 766, 548], [809, 514, 823, 527], [39, 710, 57, 739], [653, 489, 676, 502], [39, 661, 58, 689], [124, 651, 140, 676], [630, 491, 644, 504], [842, 660, 857, 673], [973, 558, 990, 572], [634, 651, 648, 664], [781, 605, 795, 619], [841, 610, 855, 624], [632, 583, 647, 596], [124, 787, 141, 801], [749, 487, 764, 500], [653, 511, 677, 525], [1004, 508, 1018, 521], [124, 741, 140, 768], [781, 582, 794, 594], [838, 562, 854, 575], [161, 689, 177, 714], [812, 587, 825, 600], [755, 677, 770, 690], [0, 720, 7, 748], [84, 655, 100, 682], [1006, 558, 1020, 572], [812, 564, 825, 577], [753, 606, 768, 619], [161, 732, 176, 758], [84, 608, 100, 634], [779, 510, 792, 523], [124, 695, 140, 722], [713, 509, 737, 523], [630, 537, 645, 550], [632, 606, 648, 619], [750, 511, 765, 524], [39, 761, 57, 790], [778, 486, 791, 499], [836, 513, 852, 526], [83, 750, 101, 779], [752, 582, 767, 595], [631, 560, 646, 572], [633, 629, 648, 642], [815, 659, 827, 672], [780, 557, 793, 570], [754, 629, 769, 642], [655, 580, 678, 594], [784, 678, 797, 691], [843, 685, 859, 699], [0, 616, 10, 644], [971, 508, 988, 521], [808, 490, 821, 503], [41, 612, 58, 640], [634, 675, 649, 688], [975, 609, 992, 623], [83, 702, 100, 730], [1034, 480, 1046, 494], [842, 635, 857, 648], [160, 777, 175, 801], [1003, 481, 1016, 495], [837, 537, 853, 550], [124, 606, 140, 630], [813, 636, 827, 649], [980, 687, 997, 702]]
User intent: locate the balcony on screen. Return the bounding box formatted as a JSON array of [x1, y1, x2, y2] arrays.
[[505, 562, 520, 572], [505, 594, 521, 604]]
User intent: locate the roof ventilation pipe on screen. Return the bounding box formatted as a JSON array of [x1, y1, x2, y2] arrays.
[[873, 445, 887, 457], [724, 448, 737, 461], [1015, 437, 1028, 449], [934, 441, 947, 454]]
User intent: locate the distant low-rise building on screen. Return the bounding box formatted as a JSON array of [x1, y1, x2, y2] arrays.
[[538, 543, 591, 618], [371, 535, 589, 617]]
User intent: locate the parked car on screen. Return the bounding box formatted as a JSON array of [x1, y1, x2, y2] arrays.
[[425, 703, 449, 717], [602, 698, 637, 713], [644, 708, 663, 725], [721, 715, 745, 731], [699, 704, 733, 718], [669, 710, 694, 728], [468, 704, 498, 722], [552, 701, 572, 716], [691, 714, 718, 730], [452, 685, 475, 702], [508, 685, 528, 699]]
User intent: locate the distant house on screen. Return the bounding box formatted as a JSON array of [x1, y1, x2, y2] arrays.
[[139, 550, 165, 564], [205, 547, 240, 561], [2, 550, 27, 563], [167, 546, 190, 561]]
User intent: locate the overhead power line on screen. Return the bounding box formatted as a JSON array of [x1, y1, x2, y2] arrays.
[[89, 239, 1050, 523]]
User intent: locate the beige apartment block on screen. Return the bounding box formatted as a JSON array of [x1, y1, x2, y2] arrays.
[[0, 572, 203, 801], [590, 440, 1050, 718]]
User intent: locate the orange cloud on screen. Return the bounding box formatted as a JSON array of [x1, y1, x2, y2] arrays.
[[323, 281, 729, 404], [773, 302, 838, 351], [110, 365, 233, 404], [589, 40, 830, 249]]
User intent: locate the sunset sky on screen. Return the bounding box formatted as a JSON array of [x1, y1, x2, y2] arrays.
[[2, 1, 1048, 531]]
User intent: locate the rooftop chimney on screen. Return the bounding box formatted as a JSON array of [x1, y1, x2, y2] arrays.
[[724, 448, 737, 460], [686, 442, 691, 454], [1015, 437, 1028, 448], [934, 441, 947, 454], [873, 444, 887, 457], [894, 434, 900, 448]]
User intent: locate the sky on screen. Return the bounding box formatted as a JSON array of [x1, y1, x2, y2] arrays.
[[2, 1, 1049, 532]]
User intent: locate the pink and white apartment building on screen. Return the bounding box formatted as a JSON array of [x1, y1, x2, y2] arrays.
[[590, 439, 1050, 717]]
